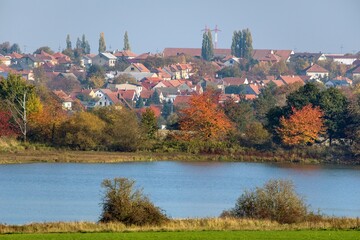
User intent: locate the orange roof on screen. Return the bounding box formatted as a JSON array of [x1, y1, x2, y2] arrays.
[[244, 94, 257, 100], [53, 90, 73, 102], [304, 64, 329, 73], [140, 89, 154, 99], [9, 52, 23, 59], [113, 50, 137, 58], [174, 95, 192, 106], [131, 63, 150, 72], [223, 77, 247, 86], [139, 105, 162, 118], [118, 89, 136, 100], [279, 75, 305, 85], [248, 84, 261, 95]]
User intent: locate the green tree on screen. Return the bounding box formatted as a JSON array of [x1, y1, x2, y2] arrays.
[[150, 90, 161, 104], [217, 66, 242, 78], [231, 30, 242, 57], [242, 28, 253, 60], [318, 87, 349, 145], [141, 108, 158, 139], [100, 178, 168, 225], [201, 30, 214, 61], [0, 74, 41, 142], [10, 43, 21, 53], [113, 74, 137, 84], [99, 32, 106, 53], [81, 34, 90, 54], [33, 46, 54, 55], [66, 34, 72, 50], [135, 96, 144, 108], [253, 84, 277, 124], [231, 29, 253, 60], [123, 31, 131, 51], [76, 37, 82, 49], [223, 100, 256, 133]]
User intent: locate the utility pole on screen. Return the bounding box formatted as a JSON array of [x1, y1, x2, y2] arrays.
[[212, 25, 221, 49]]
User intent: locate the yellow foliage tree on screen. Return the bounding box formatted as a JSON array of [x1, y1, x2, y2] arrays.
[[277, 104, 325, 146]]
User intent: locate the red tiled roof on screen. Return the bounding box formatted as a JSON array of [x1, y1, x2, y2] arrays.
[[53, 90, 73, 102], [244, 94, 257, 100], [118, 89, 136, 100], [140, 90, 154, 99], [174, 95, 192, 107], [248, 84, 261, 95], [139, 105, 162, 118], [304, 64, 329, 73], [9, 52, 23, 59], [223, 77, 247, 86], [163, 48, 231, 57], [113, 50, 137, 58], [279, 75, 305, 85]]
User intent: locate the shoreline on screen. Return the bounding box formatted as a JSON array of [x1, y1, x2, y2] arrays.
[[0, 149, 359, 165]]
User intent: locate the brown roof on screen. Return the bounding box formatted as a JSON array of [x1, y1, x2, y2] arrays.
[[252, 49, 292, 62], [118, 89, 136, 101], [9, 52, 23, 59], [174, 95, 192, 107], [113, 50, 137, 58], [279, 75, 305, 85], [304, 64, 329, 73], [163, 48, 231, 57], [223, 77, 247, 86], [140, 89, 154, 99], [131, 63, 150, 72], [53, 90, 73, 102]]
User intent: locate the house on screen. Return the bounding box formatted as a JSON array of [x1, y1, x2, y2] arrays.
[[0, 56, 11, 66], [324, 54, 358, 65], [291, 52, 327, 62], [303, 64, 329, 80], [124, 63, 150, 73], [346, 65, 360, 80], [325, 79, 350, 88], [110, 71, 157, 82], [173, 95, 192, 108], [113, 50, 137, 60], [53, 90, 73, 110], [218, 94, 240, 104], [118, 89, 137, 107], [278, 75, 305, 85], [94, 89, 121, 107], [222, 77, 249, 89], [19, 54, 45, 68], [153, 67, 172, 80], [107, 82, 142, 95], [252, 49, 294, 63], [156, 87, 179, 102], [163, 48, 231, 58], [92, 52, 117, 67], [80, 55, 93, 68], [223, 56, 240, 67]]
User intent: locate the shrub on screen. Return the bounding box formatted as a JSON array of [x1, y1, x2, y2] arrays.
[[222, 179, 308, 224], [99, 178, 168, 226]]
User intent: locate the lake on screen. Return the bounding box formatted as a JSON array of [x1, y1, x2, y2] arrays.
[[0, 161, 359, 224]]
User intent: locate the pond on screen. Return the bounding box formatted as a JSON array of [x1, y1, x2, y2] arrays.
[[0, 161, 359, 224]]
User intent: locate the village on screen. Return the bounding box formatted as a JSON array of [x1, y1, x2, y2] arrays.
[[0, 32, 359, 113]]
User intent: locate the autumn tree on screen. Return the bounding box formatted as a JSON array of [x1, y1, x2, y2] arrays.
[[0, 110, 18, 137], [179, 90, 233, 141], [277, 104, 325, 146]]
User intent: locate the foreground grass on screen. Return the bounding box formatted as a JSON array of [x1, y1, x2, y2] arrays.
[[2, 230, 360, 240]]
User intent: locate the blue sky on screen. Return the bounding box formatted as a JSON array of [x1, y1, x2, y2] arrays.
[[1, 0, 359, 54]]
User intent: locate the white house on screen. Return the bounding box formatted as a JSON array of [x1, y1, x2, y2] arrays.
[[92, 52, 117, 67], [303, 64, 329, 80], [324, 54, 358, 65]]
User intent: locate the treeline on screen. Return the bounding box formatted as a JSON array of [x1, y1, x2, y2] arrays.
[[0, 74, 359, 161]]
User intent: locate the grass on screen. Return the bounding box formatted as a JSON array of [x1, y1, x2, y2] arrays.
[[1, 230, 360, 240]]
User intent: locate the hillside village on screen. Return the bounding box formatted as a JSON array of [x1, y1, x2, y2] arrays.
[[1, 42, 359, 117], [0, 30, 360, 161]]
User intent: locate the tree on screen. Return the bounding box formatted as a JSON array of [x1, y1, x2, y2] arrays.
[[113, 74, 137, 84], [58, 112, 106, 150], [318, 87, 348, 145], [0, 74, 41, 142], [223, 179, 308, 224], [10, 43, 21, 54], [141, 108, 158, 139], [66, 34, 72, 50], [223, 100, 255, 133], [76, 37, 82, 49], [33, 46, 54, 55], [179, 90, 234, 141], [253, 84, 277, 124], [201, 30, 214, 61], [277, 104, 325, 146], [100, 178, 168, 225], [81, 34, 90, 54], [93, 106, 142, 151], [231, 29, 253, 60], [150, 90, 161, 104], [135, 96, 144, 108], [242, 28, 253, 60], [99, 32, 106, 53], [123, 31, 131, 51], [243, 121, 270, 146], [88, 76, 105, 88], [0, 110, 18, 137]]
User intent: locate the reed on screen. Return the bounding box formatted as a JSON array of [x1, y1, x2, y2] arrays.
[[1, 217, 359, 234]]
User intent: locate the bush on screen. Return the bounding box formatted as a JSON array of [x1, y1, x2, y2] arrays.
[[99, 178, 168, 226], [222, 179, 308, 224]]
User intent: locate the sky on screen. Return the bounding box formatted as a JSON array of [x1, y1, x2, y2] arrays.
[[1, 0, 359, 55]]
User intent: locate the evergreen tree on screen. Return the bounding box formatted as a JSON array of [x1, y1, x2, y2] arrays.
[[10, 43, 21, 53], [76, 37, 82, 49], [123, 31, 131, 51], [201, 30, 214, 61], [162, 100, 173, 119], [66, 34, 72, 50], [81, 34, 87, 53], [141, 108, 158, 139], [98, 32, 106, 53], [135, 96, 144, 108], [150, 90, 161, 104]]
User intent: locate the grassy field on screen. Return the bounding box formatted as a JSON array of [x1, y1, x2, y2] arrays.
[[2, 230, 360, 240]]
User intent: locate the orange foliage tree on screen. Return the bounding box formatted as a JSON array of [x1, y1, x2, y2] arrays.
[[179, 90, 234, 141], [277, 104, 325, 146]]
